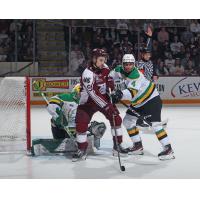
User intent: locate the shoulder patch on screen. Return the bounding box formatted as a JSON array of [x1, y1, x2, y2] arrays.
[[82, 68, 94, 84], [131, 81, 136, 87], [83, 77, 91, 83]]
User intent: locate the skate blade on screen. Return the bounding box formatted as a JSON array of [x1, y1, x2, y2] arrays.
[[128, 149, 144, 155], [72, 155, 87, 162], [158, 153, 175, 161], [112, 150, 128, 157]]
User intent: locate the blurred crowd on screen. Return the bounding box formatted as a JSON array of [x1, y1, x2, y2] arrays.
[[0, 19, 33, 62], [70, 19, 200, 76], [0, 19, 200, 76]]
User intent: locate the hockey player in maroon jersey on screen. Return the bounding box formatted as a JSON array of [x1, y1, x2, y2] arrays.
[[72, 48, 128, 161]]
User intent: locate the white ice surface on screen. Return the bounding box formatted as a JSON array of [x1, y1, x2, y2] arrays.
[[0, 105, 200, 179]]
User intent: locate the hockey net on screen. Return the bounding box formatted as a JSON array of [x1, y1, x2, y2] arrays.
[[0, 77, 31, 153]]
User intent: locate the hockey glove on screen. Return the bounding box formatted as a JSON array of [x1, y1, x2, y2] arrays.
[[107, 76, 115, 91], [54, 108, 68, 128], [103, 103, 119, 118], [111, 90, 123, 104]]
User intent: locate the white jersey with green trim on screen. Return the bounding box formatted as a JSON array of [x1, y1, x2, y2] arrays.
[[110, 65, 159, 108]]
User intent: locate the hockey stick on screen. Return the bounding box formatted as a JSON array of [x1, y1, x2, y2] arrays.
[[33, 81, 75, 139], [109, 89, 125, 172], [120, 100, 168, 128]]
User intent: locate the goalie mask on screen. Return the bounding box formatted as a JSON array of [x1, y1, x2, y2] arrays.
[[88, 121, 106, 139]]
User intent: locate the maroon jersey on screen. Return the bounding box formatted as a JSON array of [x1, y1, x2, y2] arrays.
[[79, 64, 112, 108]]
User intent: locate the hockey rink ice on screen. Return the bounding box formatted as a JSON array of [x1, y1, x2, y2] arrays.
[[0, 105, 200, 179]]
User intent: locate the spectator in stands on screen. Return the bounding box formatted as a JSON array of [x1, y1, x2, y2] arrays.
[[70, 45, 85, 75], [164, 53, 175, 69], [116, 19, 129, 41], [190, 48, 199, 68], [120, 36, 133, 54], [181, 26, 194, 45], [156, 59, 169, 76], [189, 37, 197, 50], [157, 27, 169, 43], [190, 19, 200, 34], [170, 35, 184, 57], [181, 52, 191, 68], [158, 40, 171, 59], [176, 45, 186, 59], [170, 58, 184, 75], [185, 60, 197, 76]]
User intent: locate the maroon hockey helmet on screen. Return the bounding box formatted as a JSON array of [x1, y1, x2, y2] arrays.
[[92, 48, 108, 58]]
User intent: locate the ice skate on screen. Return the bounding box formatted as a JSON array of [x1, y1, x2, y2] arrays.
[[72, 149, 87, 162], [158, 144, 175, 160], [112, 144, 129, 157], [126, 141, 144, 155]]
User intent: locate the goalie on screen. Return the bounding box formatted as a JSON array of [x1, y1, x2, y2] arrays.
[[47, 84, 81, 139], [32, 84, 106, 156]]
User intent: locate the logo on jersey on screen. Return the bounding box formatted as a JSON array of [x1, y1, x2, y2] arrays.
[[87, 85, 92, 91], [83, 77, 91, 83], [131, 81, 136, 87]]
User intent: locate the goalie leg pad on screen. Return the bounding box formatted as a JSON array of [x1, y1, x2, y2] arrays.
[[31, 138, 77, 156], [31, 136, 100, 156], [88, 121, 106, 139]]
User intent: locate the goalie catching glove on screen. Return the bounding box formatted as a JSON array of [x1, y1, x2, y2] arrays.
[[111, 90, 123, 104]]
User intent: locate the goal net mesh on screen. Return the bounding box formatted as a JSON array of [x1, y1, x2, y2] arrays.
[[0, 77, 28, 152]]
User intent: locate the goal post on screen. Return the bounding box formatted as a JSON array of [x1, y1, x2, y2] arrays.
[[0, 77, 31, 153], [26, 77, 31, 152]]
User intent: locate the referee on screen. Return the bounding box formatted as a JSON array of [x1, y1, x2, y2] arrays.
[[136, 23, 158, 82], [136, 47, 158, 82]]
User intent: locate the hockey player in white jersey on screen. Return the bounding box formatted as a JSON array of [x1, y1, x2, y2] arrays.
[[110, 54, 175, 160]]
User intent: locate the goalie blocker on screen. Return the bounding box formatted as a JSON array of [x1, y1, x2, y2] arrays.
[[31, 121, 106, 156]]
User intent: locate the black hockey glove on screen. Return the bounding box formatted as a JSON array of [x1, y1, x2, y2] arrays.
[[111, 90, 123, 104]]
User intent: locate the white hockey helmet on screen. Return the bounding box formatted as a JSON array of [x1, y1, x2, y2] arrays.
[[122, 54, 135, 63], [122, 54, 135, 71]]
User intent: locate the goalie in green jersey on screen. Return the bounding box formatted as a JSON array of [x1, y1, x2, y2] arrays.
[[46, 84, 81, 139], [32, 84, 106, 156]]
